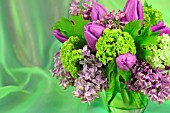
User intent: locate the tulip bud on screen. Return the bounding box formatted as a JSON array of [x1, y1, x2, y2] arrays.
[[91, 3, 107, 21], [53, 30, 68, 43], [123, 0, 144, 24], [150, 21, 170, 36], [84, 23, 105, 51], [151, 21, 166, 32], [116, 53, 136, 71], [159, 27, 170, 36]]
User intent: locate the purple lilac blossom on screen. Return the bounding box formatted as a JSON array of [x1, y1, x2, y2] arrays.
[[92, 10, 125, 29], [73, 46, 108, 103], [84, 22, 105, 51], [127, 61, 170, 104], [82, 3, 92, 20], [116, 53, 137, 71], [53, 30, 68, 43], [50, 52, 74, 89], [69, 1, 82, 16], [123, 0, 144, 24]]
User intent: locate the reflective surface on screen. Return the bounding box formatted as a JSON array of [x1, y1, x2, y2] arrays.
[[110, 107, 146, 113], [0, 0, 170, 113]]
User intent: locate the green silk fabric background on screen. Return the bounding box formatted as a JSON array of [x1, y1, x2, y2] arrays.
[[0, 0, 170, 113]]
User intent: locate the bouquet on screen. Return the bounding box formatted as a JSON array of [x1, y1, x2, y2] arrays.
[[50, 0, 170, 112]]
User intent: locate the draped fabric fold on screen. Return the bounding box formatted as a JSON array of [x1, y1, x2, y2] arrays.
[[0, 0, 169, 113]]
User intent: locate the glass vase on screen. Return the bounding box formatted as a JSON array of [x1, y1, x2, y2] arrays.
[[106, 89, 148, 113]]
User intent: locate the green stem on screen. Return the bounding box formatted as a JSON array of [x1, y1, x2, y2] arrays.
[[121, 89, 129, 104], [131, 91, 141, 108]]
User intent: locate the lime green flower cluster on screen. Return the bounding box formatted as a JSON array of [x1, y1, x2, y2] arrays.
[[146, 34, 170, 69], [60, 36, 83, 78], [144, 7, 163, 27], [96, 29, 136, 65]]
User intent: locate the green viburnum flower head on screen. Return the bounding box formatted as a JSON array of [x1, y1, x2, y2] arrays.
[[146, 34, 170, 69], [96, 28, 136, 65], [144, 7, 163, 27], [60, 36, 83, 78]]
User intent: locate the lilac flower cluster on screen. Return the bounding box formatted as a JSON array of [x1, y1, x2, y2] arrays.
[[69, 0, 92, 20], [73, 46, 108, 103], [69, 1, 82, 16], [82, 3, 92, 20], [127, 61, 170, 103], [50, 52, 74, 89], [93, 10, 125, 29]]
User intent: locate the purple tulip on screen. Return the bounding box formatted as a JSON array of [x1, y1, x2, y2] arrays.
[[159, 27, 170, 36], [116, 53, 137, 71], [123, 0, 144, 24], [53, 30, 68, 43], [151, 21, 166, 32], [84, 23, 105, 51], [151, 21, 170, 36], [91, 3, 107, 21]]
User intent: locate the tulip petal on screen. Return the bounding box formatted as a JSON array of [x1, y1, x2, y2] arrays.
[[151, 21, 166, 32], [91, 4, 107, 21], [137, 0, 144, 24], [97, 4, 107, 19], [84, 22, 105, 51], [84, 31, 98, 51], [123, 0, 138, 21], [91, 6, 99, 21], [123, 0, 144, 23], [159, 27, 170, 36], [89, 25, 105, 37], [116, 53, 136, 71], [126, 53, 136, 68], [53, 30, 68, 43]]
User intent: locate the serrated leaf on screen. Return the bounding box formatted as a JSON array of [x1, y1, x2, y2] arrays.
[[115, 67, 131, 93], [144, 1, 152, 8], [124, 20, 142, 38], [117, 67, 131, 82], [136, 48, 152, 60], [70, 15, 90, 41], [0, 86, 21, 100], [52, 17, 76, 37], [138, 26, 159, 46], [135, 26, 159, 60], [105, 61, 117, 103], [140, 32, 159, 46], [106, 63, 117, 94], [105, 61, 116, 83]]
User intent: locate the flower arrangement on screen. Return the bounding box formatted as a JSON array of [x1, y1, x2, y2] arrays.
[[50, 0, 170, 112]]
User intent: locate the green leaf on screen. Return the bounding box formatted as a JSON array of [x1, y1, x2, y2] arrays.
[[105, 61, 116, 83], [115, 67, 131, 94], [129, 91, 141, 107], [124, 20, 142, 38], [105, 61, 117, 103], [139, 26, 159, 46], [117, 67, 131, 82], [144, 1, 152, 8], [0, 86, 21, 100], [52, 16, 89, 42], [70, 15, 90, 41], [136, 48, 152, 60], [106, 62, 117, 94], [135, 26, 159, 60], [52, 17, 75, 37]]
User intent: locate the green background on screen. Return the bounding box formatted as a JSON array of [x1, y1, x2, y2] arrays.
[[0, 0, 170, 113]]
